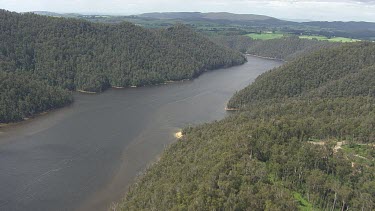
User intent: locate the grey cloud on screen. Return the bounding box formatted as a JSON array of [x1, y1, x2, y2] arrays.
[[0, 0, 374, 21]]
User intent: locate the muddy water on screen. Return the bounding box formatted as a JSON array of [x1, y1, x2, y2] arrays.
[[0, 56, 282, 211]]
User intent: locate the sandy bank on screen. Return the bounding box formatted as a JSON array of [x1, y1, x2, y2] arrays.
[[77, 89, 97, 94], [174, 132, 183, 139], [246, 54, 286, 62], [225, 107, 240, 111], [112, 86, 125, 89]]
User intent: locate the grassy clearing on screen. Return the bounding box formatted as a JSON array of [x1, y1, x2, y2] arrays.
[[245, 32, 286, 40], [342, 144, 374, 158], [299, 35, 359, 42], [245, 32, 359, 42], [293, 192, 314, 211]]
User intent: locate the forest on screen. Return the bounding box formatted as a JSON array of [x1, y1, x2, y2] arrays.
[[0, 10, 246, 123], [228, 42, 375, 107], [210, 35, 340, 61], [118, 42, 375, 210]]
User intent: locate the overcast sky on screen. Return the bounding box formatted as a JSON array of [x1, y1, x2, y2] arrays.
[[1, 0, 375, 22]]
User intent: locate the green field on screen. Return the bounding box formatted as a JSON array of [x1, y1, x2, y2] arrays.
[[245, 32, 285, 40], [299, 35, 359, 42], [245, 32, 359, 42]]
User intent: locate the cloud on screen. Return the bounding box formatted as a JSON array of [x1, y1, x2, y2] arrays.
[[0, 0, 374, 21]]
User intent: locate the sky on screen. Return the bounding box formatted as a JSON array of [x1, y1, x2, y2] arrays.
[[1, 0, 375, 22]]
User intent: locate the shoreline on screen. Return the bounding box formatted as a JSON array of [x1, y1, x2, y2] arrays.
[[1, 62, 245, 128], [77, 89, 97, 94], [112, 86, 125, 89], [225, 107, 240, 111], [246, 54, 286, 62], [174, 131, 183, 139], [0, 111, 50, 129]]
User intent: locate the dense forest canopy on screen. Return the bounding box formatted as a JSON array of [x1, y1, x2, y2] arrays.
[[228, 42, 375, 108], [118, 42, 375, 210], [0, 10, 246, 123], [210, 35, 340, 61]]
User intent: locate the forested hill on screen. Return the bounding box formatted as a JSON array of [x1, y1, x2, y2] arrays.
[[139, 12, 276, 21], [210, 35, 340, 61], [118, 41, 375, 210], [228, 42, 375, 108], [0, 10, 245, 123]]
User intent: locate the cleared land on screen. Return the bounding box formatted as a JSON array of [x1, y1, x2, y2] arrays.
[[299, 35, 359, 42], [245, 32, 285, 40], [245, 32, 359, 42]]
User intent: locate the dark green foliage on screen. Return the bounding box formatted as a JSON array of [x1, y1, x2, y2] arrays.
[[119, 98, 375, 210], [246, 36, 340, 61], [228, 42, 375, 108], [119, 41, 375, 210], [209, 35, 255, 54], [310, 65, 375, 98], [0, 10, 245, 123], [0, 72, 72, 123], [211, 35, 339, 60]]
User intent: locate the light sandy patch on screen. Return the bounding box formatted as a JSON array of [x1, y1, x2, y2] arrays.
[[174, 132, 183, 139], [77, 89, 97, 94], [307, 141, 325, 146], [334, 141, 346, 153], [225, 107, 239, 111]]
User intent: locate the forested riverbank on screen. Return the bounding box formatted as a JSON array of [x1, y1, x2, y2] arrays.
[[0, 56, 278, 211], [0, 10, 246, 123], [210, 35, 340, 61], [118, 42, 375, 210]]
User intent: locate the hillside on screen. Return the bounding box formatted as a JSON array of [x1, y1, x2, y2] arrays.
[[0, 10, 246, 123], [29, 11, 375, 40], [139, 12, 275, 21], [117, 42, 375, 210], [210, 35, 340, 60], [245, 36, 340, 60], [228, 42, 375, 108]]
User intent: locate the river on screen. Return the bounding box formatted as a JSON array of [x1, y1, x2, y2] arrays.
[[0, 56, 282, 211]]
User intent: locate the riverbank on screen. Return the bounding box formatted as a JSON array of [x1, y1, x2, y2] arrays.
[[245, 54, 286, 62], [225, 107, 240, 111], [77, 89, 97, 94], [0, 111, 50, 129], [0, 56, 283, 211], [1, 56, 249, 126], [174, 131, 183, 139]]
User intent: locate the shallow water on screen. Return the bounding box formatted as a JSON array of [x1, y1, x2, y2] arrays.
[[0, 56, 282, 211]]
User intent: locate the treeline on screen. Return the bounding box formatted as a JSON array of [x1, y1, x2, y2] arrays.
[[0, 10, 246, 123], [210, 35, 340, 61], [118, 41, 375, 210]]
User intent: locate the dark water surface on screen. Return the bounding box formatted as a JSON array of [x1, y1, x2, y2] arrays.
[[0, 56, 282, 211]]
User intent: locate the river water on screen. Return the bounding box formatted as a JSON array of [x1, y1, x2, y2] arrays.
[[0, 56, 282, 211]]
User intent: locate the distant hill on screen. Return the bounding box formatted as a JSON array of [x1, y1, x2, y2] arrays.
[[29, 11, 64, 16], [305, 21, 375, 32], [29, 11, 81, 17], [139, 12, 275, 21], [28, 11, 375, 40], [210, 35, 340, 60]]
